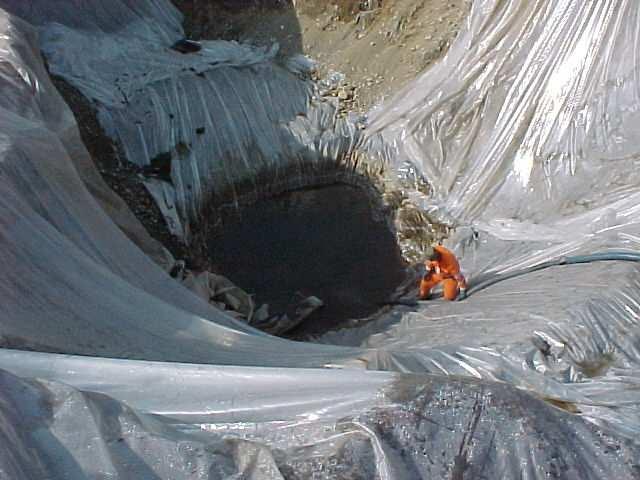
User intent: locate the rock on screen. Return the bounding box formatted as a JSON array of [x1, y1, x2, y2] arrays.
[[248, 296, 325, 336], [170, 39, 202, 54], [293, 296, 324, 324], [143, 151, 172, 182], [182, 271, 255, 319], [337, 88, 351, 100], [251, 304, 270, 325]]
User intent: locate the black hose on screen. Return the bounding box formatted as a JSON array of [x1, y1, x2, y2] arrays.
[[460, 251, 640, 300]]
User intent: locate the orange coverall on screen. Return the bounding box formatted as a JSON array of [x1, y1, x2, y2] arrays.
[[419, 245, 467, 301]]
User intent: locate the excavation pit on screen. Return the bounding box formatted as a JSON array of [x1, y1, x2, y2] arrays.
[[207, 184, 408, 337]]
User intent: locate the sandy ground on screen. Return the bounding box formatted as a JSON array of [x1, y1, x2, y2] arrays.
[[298, 0, 470, 112]]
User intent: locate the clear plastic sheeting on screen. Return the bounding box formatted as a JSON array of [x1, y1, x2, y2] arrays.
[[2, 352, 639, 480], [353, 0, 640, 449], [1, 0, 640, 478], [368, 0, 640, 226], [5, 0, 362, 239]]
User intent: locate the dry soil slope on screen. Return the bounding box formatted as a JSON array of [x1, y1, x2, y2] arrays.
[[175, 0, 471, 111]]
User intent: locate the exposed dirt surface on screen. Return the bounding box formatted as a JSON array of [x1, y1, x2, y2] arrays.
[[208, 184, 407, 337], [298, 0, 471, 112], [175, 0, 470, 112], [50, 75, 188, 261], [174, 0, 304, 55]]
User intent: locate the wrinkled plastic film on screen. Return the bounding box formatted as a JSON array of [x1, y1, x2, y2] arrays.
[[2, 352, 638, 480], [368, 0, 640, 226]]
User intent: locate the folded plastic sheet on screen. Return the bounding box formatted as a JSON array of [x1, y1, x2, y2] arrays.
[[362, 0, 640, 341], [352, 0, 640, 447], [2, 0, 640, 478]]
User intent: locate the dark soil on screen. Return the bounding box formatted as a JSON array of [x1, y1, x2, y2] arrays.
[[208, 184, 407, 337], [173, 0, 303, 56], [50, 75, 188, 261]]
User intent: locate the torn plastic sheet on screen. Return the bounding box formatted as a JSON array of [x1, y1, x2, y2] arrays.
[[1, 0, 640, 478]]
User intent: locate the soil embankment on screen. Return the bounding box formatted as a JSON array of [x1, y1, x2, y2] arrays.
[[176, 0, 470, 111]]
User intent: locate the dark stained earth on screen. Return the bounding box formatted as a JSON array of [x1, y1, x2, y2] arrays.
[[208, 184, 407, 337]]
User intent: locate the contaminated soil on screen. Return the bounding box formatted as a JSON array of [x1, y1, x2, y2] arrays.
[[208, 184, 407, 337]]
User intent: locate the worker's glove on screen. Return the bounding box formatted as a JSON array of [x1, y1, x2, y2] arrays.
[[457, 288, 467, 301]]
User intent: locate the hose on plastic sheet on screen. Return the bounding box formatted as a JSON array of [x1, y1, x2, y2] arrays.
[[459, 251, 640, 300]]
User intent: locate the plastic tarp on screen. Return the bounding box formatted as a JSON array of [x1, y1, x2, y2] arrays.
[[1, 0, 640, 478], [4, 0, 362, 239]]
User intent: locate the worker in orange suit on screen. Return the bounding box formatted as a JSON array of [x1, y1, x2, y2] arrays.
[[419, 245, 467, 301]]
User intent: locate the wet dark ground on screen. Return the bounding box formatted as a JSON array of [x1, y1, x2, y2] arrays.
[[208, 184, 407, 337]]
